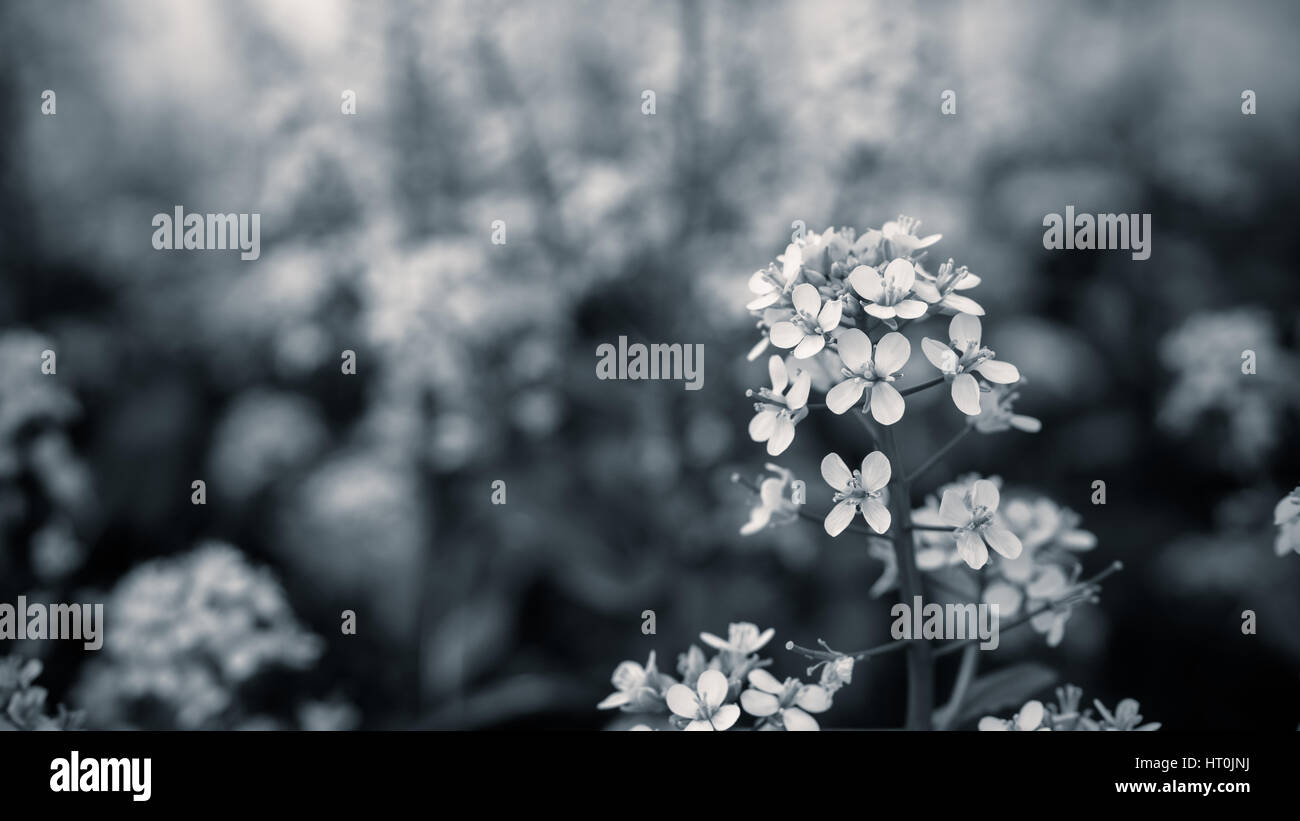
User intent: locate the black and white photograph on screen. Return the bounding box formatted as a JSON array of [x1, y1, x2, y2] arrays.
[[0, 0, 1296, 804]]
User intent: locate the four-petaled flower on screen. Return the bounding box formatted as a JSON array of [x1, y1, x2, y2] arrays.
[[1274, 486, 1300, 557], [825, 329, 911, 425], [939, 478, 1023, 569], [739, 669, 832, 731], [747, 243, 802, 311], [968, 382, 1041, 434], [699, 622, 775, 657], [597, 650, 675, 711], [881, 215, 942, 259], [922, 313, 1021, 416], [912, 258, 983, 316], [821, 451, 892, 536], [849, 258, 929, 323], [748, 356, 811, 455], [769, 283, 842, 359], [665, 669, 741, 731], [739, 463, 802, 535]]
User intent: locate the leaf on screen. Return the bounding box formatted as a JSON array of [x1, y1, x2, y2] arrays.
[[941, 662, 1058, 729]]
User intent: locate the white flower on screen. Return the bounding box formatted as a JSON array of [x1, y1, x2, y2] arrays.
[[881, 215, 942, 259], [912, 258, 983, 316], [968, 382, 1040, 434], [597, 650, 674, 711], [821, 451, 892, 536], [739, 669, 832, 731], [824, 329, 910, 425], [922, 313, 1021, 416], [1024, 564, 1073, 646], [739, 464, 801, 536], [769, 283, 842, 359], [1274, 487, 1300, 557], [699, 622, 775, 656], [978, 699, 1050, 731], [747, 356, 811, 456], [747, 244, 803, 311], [849, 258, 929, 322], [938, 478, 1023, 569], [665, 669, 741, 731]]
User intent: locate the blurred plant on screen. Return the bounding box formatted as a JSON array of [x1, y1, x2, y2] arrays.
[[73, 542, 324, 729], [979, 685, 1160, 731], [1274, 486, 1300, 558], [0, 656, 83, 730]]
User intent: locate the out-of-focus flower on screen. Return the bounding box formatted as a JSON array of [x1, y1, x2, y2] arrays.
[[598, 650, 676, 712], [1093, 698, 1161, 731], [939, 478, 1023, 569], [747, 356, 811, 456], [922, 314, 1021, 416], [978, 699, 1048, 731], [665, 670, 741, 731], [913, 258, 983, 316], [880, 215, 942, 259], [0, 656, 83, 731], [700, 622, 775, 657], [1273, 487, 1300, 557], [825, 330, 910, 424], [739, 669, 831, 731], [747, 244, 803, 311], [769, 283, 843, 358], [968, 382, 1041, 434], [821, 451, 892, 536], [849, 258, 929, 322], [739, 463, 802, 536], [1023, 565, 1074, 646]]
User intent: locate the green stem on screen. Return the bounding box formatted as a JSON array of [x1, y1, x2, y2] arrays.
[[876, 424, 934, 729]]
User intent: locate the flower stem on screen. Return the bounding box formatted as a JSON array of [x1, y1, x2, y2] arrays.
[[899, 376, 945, 397], [876, 424, 934, 730], [905, 426, 972, 484], [934, 641, 979, 730]]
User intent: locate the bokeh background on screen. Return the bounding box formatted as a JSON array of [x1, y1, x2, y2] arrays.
[[0, 0, 1297, 730]]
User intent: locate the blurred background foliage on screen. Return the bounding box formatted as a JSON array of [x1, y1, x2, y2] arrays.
[[0, 0, 1296, 729]]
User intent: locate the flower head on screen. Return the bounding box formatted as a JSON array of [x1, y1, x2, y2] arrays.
[[881, 215, 942, 259], [665, 669, 741, 731], [769, 283, 842, 359], [938, 478, 1023, 569], [747, 356, 811, 455], [597, 650, 676, 711], [825, 330, 910, 425], [1093, 697, 1161, 731], [912, 258, 983, 316], [968, 382, 1040, 434], [849, 258, 929, 323], [700, 622, 775, 657], [739, 669, 832, 731], [922, 314, 1021, 416], [739, 464, 802, 536], [821, 451, 892, 536], [747, 243, 803, 311], [978, 699, 1049, 731]]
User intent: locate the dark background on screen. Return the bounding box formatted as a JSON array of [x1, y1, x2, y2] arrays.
[[0, 0, 1297, 730]]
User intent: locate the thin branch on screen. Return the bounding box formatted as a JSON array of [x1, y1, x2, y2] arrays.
[[905, 426, 972, 484], [899, 376, 945, 397]]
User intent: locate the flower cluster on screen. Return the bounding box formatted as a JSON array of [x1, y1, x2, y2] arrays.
[[598, 622, 853, 731], [0, 656, 83, 730], [979, 685, 1160, 731]]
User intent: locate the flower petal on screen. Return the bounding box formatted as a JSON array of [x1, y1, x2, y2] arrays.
[[972, 479, 1000, 511], [982, 525, 1022, 559], [864, 303, 896, 319], [696, 670, 729, 711], [826, 378, 867, 415], [666, 683, 701, 719], [836, 328, 872, 372], [766, 416, 796, 455], [955, 529, 989, 569], [747, 668, 784, 694], [769, 321, 803, 349], [791, 282, 821, 316], [740, 689, 781, 717], [848, 266, 884, 301], [746, 292, 780, 311], [782, 244, 803, 284], [949, 312, 982, 348], [748, 409, 778, 442], [597, 691, 632, 709], [768, 355, 788, 393], [820, 452, 853, 490], [939, 488, 969, 525], [781, 707, 820, 731], [976, 359, 1020, 384], [817, 299, 842, 332], [684, 719, 713, 731], [951, 372, 982, 415], [922, 337, 956, 372], [883, 258, 915, 291], [873, 332, 911, 375], [894, 299, 928, 319], [860, 450, 892, 491], [1011, 414, 1042, 433], [978, 717, 1009, 731], [942, 293, 984, 315], [794, 685, 833, 713], [824, 499, 857, 537], [870, 381, 905, 425], [711, 703, 741, 731], [786, 370, 811, 410], [983, 581, 1024, 615], [1016, 700, 1045, 731], [793, 334, 825, 359], [861, 498, 892, 534]]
